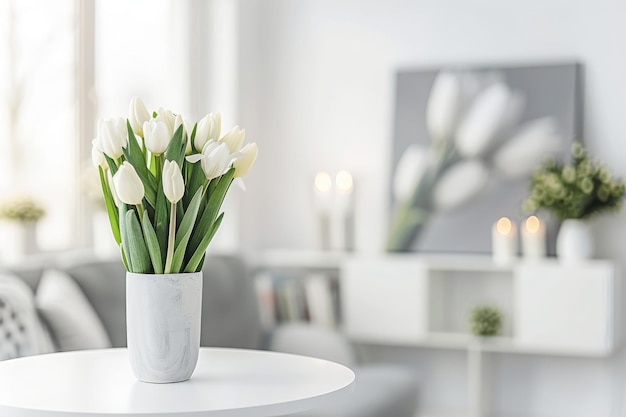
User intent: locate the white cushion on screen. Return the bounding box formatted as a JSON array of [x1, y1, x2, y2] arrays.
[[36, 269, 111, 351], [0, 273, 54, 360]]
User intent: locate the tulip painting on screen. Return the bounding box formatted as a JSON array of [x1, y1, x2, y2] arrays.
[[387, 70, 562, 252], [93, 98, 258, 273]]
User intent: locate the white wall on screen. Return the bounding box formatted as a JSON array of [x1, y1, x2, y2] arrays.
[[237, 0, 626, 415]]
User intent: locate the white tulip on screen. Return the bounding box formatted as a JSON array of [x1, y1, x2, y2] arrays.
[[219, 125, 245, 154], [433, 161, 488, 211], [393, 145, 429, 202], [493, 117, 561, 178], [233, 143, 258, 178], [194, 113, 221, 152], [162, 160, 185, 203], [174, 114, 188, 135], [426, 72, 463, 144], [128, 97, 150, 137], [455, 83, 523, 158], [155, 107, 176, 136], [97, 117, 127, 159], [143, 119, 172, 155], [91, 139, 106, 169], [200, 141, 231, 180], [113, 162, 145, 205]]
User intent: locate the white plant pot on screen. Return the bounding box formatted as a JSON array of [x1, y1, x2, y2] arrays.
[[126, 272, 203, 383], [1, 221, 38, 262], [556, 219, 593, 262]]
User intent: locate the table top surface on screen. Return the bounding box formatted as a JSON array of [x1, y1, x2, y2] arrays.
[[0, 348, 355, 417]]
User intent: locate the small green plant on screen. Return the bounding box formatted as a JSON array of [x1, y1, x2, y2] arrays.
[[524, 142, 626, 220], [0, 196, 46, 223], [469, 305, 503, 337]]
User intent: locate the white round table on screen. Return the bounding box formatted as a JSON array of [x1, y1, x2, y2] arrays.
[[0, 348, 355, 417]]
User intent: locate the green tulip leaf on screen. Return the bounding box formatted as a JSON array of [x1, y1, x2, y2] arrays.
[[187, 167, 234, 255], [170, 187, 203, 273], [154, 183, 169, 264], [165, 125, 186, 168], [98, 166, 121, 245], [184, 162, 206, 210], [141, 212, 163, 274], [104, 154, 119, 175], [119, 204, 132, 272], [189, 123, 198, 153], [125, 209, 152, 274], [185, 212, 224, 273]]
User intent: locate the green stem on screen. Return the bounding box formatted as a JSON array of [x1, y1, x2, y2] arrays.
[[155, 154, 163, 182], [164, 203, 176, 273], [136, 203, 145, 224], [141, 137, 148, 165]]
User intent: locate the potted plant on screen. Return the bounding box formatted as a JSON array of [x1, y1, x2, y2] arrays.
[[523, 142, 625, 262], [0, 195, 46, 260], [92, 98, 258, 383]]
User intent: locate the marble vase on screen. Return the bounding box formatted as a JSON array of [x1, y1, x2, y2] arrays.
[[126, 272, 203, 383]]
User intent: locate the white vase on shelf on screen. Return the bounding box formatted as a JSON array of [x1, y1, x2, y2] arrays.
[[0, 221, 39, 263], [556, 219, 593, 263]]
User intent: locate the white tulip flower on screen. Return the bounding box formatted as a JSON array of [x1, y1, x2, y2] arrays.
[[202, 141, 232, 180], [194, 113, 221, 152], [233, 143, 258, 178], [113, 162, 145, 205], [91, 139, 106, 169], [128, 97, 150, 137], [97, 117, 128, 159], [426, 72, 463, 144], [162, 160, 185, 204], [393, 145, 429, 202], [433, 161, 488, 211], [155, 107, 176, 136], [455, 83, 523, 158], [143, 119, 172, 155], [493, 117, 561, 178], [219, 125, 245, 154]]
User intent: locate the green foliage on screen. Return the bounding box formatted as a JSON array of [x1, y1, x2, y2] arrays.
[[469, 305, 503, 337], [524, 143, 626, 220], [0, 196, 46, 223]]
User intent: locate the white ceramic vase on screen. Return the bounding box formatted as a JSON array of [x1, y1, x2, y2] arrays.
[[556, 219, 593, 262], [126, 272, 203, 383]]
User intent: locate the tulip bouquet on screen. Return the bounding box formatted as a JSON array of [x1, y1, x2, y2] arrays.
[[92, 98, 257, 274], [387, 71, 562, 251]]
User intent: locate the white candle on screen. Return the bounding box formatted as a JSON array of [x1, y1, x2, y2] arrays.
[[492, 217, 517, 264], [314, 172, 333, 250], [521, 215, 546, 260], [331, 170, 355, 251]]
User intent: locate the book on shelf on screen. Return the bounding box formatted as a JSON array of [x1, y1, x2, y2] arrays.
[[253, 271, 338, 328]]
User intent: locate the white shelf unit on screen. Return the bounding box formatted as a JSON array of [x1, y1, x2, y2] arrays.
[[341, 254, 617, 417], [341, 255, 616, 356]]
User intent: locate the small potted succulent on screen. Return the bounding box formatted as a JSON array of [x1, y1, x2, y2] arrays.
[[523, 142, 625, 261], [468, 305, 503, 337]]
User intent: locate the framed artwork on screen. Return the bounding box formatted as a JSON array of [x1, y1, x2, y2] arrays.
[[388, 62, 582, 254]]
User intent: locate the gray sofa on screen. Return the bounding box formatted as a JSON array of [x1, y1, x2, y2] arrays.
[[3, 252, 417, 417]]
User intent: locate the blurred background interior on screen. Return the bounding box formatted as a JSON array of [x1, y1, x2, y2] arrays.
[[1, 1, 626, 416]]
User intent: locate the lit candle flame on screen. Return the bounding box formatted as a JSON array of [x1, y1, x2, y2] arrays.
[[525, 215, 541, 234], [314, 172, 332, 192], [336, 170, 354, 193], [496, 217, 512, 235]]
